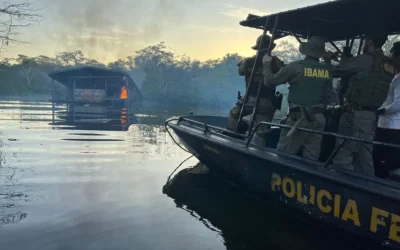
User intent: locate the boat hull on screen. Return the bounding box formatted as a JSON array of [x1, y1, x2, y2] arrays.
[[168, 116, 400, 248]]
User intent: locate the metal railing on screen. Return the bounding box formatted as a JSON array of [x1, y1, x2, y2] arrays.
[[249, 121, 400, 168], [170, 117, 400, 169], [176, 117, 247, 139]]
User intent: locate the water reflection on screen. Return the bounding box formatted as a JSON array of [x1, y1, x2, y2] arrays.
[[0, 135, 29, 227], [0, 98, 384, 250], [163, 162, 381, 250], [0, 100, 168, 131], [0, 212, 27, 225]]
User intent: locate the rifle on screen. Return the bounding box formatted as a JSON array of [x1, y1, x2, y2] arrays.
[[272, 91, 283, 110], [337, 46, 353, 105]]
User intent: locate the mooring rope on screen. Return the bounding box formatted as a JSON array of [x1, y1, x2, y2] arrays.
[[166, 155, 194, 185], [164, 119, 191, 154], [164, 118, 195, 185]]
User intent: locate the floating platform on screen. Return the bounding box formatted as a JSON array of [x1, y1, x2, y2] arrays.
[[48, 66, 142, 128]]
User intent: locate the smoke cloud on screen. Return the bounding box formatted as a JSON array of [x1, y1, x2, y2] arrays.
[[40, 0, 196, 62]]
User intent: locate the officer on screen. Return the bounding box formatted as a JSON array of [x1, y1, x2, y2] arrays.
[[326, 34, 394, 176], [262, 36, 333, 160], [226, 34, 284, 145], [373, 41, 400, 178]]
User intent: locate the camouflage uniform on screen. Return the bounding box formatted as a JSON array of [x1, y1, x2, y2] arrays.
[[227, 35, 284, 144], [332, 49, 394, 175], [263, 37, 333, 160]]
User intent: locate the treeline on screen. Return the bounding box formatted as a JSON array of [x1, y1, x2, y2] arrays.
[[0, 41, 303, 110], [2, 36, 399, 108]]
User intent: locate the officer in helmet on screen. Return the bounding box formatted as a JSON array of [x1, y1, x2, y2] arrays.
[[227, 34, 284, 146], [262, 36, 333, 161], [325, 34, 394, 176]]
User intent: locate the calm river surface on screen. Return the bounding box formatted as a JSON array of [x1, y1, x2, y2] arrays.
[[0, 100, 371, 250]]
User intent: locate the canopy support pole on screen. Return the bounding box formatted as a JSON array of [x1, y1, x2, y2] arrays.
[[358, 36, 364, 55], [337, 36, 354, 105], [329, 41, 343, 55], [234, 16, 271, 133], [247, 15, 280, 136], [289, 31, 302, 43], [349, 38, 355, 50]]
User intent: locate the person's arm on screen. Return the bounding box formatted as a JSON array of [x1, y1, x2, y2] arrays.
[[383, 79, 400, 115], [274, 56, 285, 71], [237, 59, 246, 76], [263, 61, 297, 87], [322, 79, 336, 106], [332, 54, 372, 78]]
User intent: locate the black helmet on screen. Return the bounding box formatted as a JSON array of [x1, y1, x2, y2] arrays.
[[365, 33, 388, 48], [299, 36, 327, 58], [390, 41, 400, 56], [251, 34, 276, 51]]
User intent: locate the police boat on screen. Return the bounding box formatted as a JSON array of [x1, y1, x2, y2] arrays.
[[165, 0, 400, 247], [163, 162, 380, 250]]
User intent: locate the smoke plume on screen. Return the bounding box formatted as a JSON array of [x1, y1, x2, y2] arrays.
[[41, 0, 195, 62]]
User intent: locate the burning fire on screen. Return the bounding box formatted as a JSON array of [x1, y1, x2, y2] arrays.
[[120, 86, 127, 99]]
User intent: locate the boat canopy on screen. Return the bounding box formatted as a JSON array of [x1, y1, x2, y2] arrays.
[[240, 0, 400, 42]]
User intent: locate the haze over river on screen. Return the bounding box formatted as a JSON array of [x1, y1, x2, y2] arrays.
[[0, 99, 372, 250]]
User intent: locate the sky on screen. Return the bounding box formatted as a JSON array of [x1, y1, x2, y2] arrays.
[[3, 0, 330, 63]]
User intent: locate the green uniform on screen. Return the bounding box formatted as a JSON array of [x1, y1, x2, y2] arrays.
[[263, 58, 333, 160], [332, 49, 394, 176], [227, 53, 283, 141]]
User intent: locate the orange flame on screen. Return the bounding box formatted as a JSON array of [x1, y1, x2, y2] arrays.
[[120, 86, 127, 99]]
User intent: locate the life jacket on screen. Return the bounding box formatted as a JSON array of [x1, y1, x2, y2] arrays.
[[345, 50, 394, 109], [288, 59, 332, 106]]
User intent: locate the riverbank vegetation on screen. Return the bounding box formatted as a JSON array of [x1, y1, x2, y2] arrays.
[[0, 41, 302, 112], [0, 33, 399, 114], [1, 2, 400, 115]]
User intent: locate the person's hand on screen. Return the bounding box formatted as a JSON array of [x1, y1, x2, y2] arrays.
[[324, 51, 335, 58], [376, 108, 386, 116], [262, 54, 273, 63], [324, 51, 339, 61]]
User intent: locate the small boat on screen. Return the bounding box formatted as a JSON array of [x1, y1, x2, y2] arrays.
[[166, 0, 400, 248]]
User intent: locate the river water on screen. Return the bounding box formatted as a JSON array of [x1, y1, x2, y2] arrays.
[[0, 100, 369, 250]]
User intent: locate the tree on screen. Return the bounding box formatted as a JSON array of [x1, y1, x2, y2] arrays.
[[0, 2, 42, 54], [134, 42, 179, 100], [20, 57, 33, 86], [274, 41, 302, 64], [107, 59, 128, 70], [55, 50, 86, 66]]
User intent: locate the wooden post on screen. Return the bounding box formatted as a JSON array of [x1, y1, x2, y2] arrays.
[[105, 79, 108, 98], [51, 79, 55, 124], [125, 99, 128, 128], [72, 79, 76, 123], [126, 77, 130, 126], [105, 79, 108, 120]]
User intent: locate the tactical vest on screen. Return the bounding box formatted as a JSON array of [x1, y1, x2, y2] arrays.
[[288, 59, 332, 106], [345, 50, 394, 109], [244, 55, 282, 98]]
